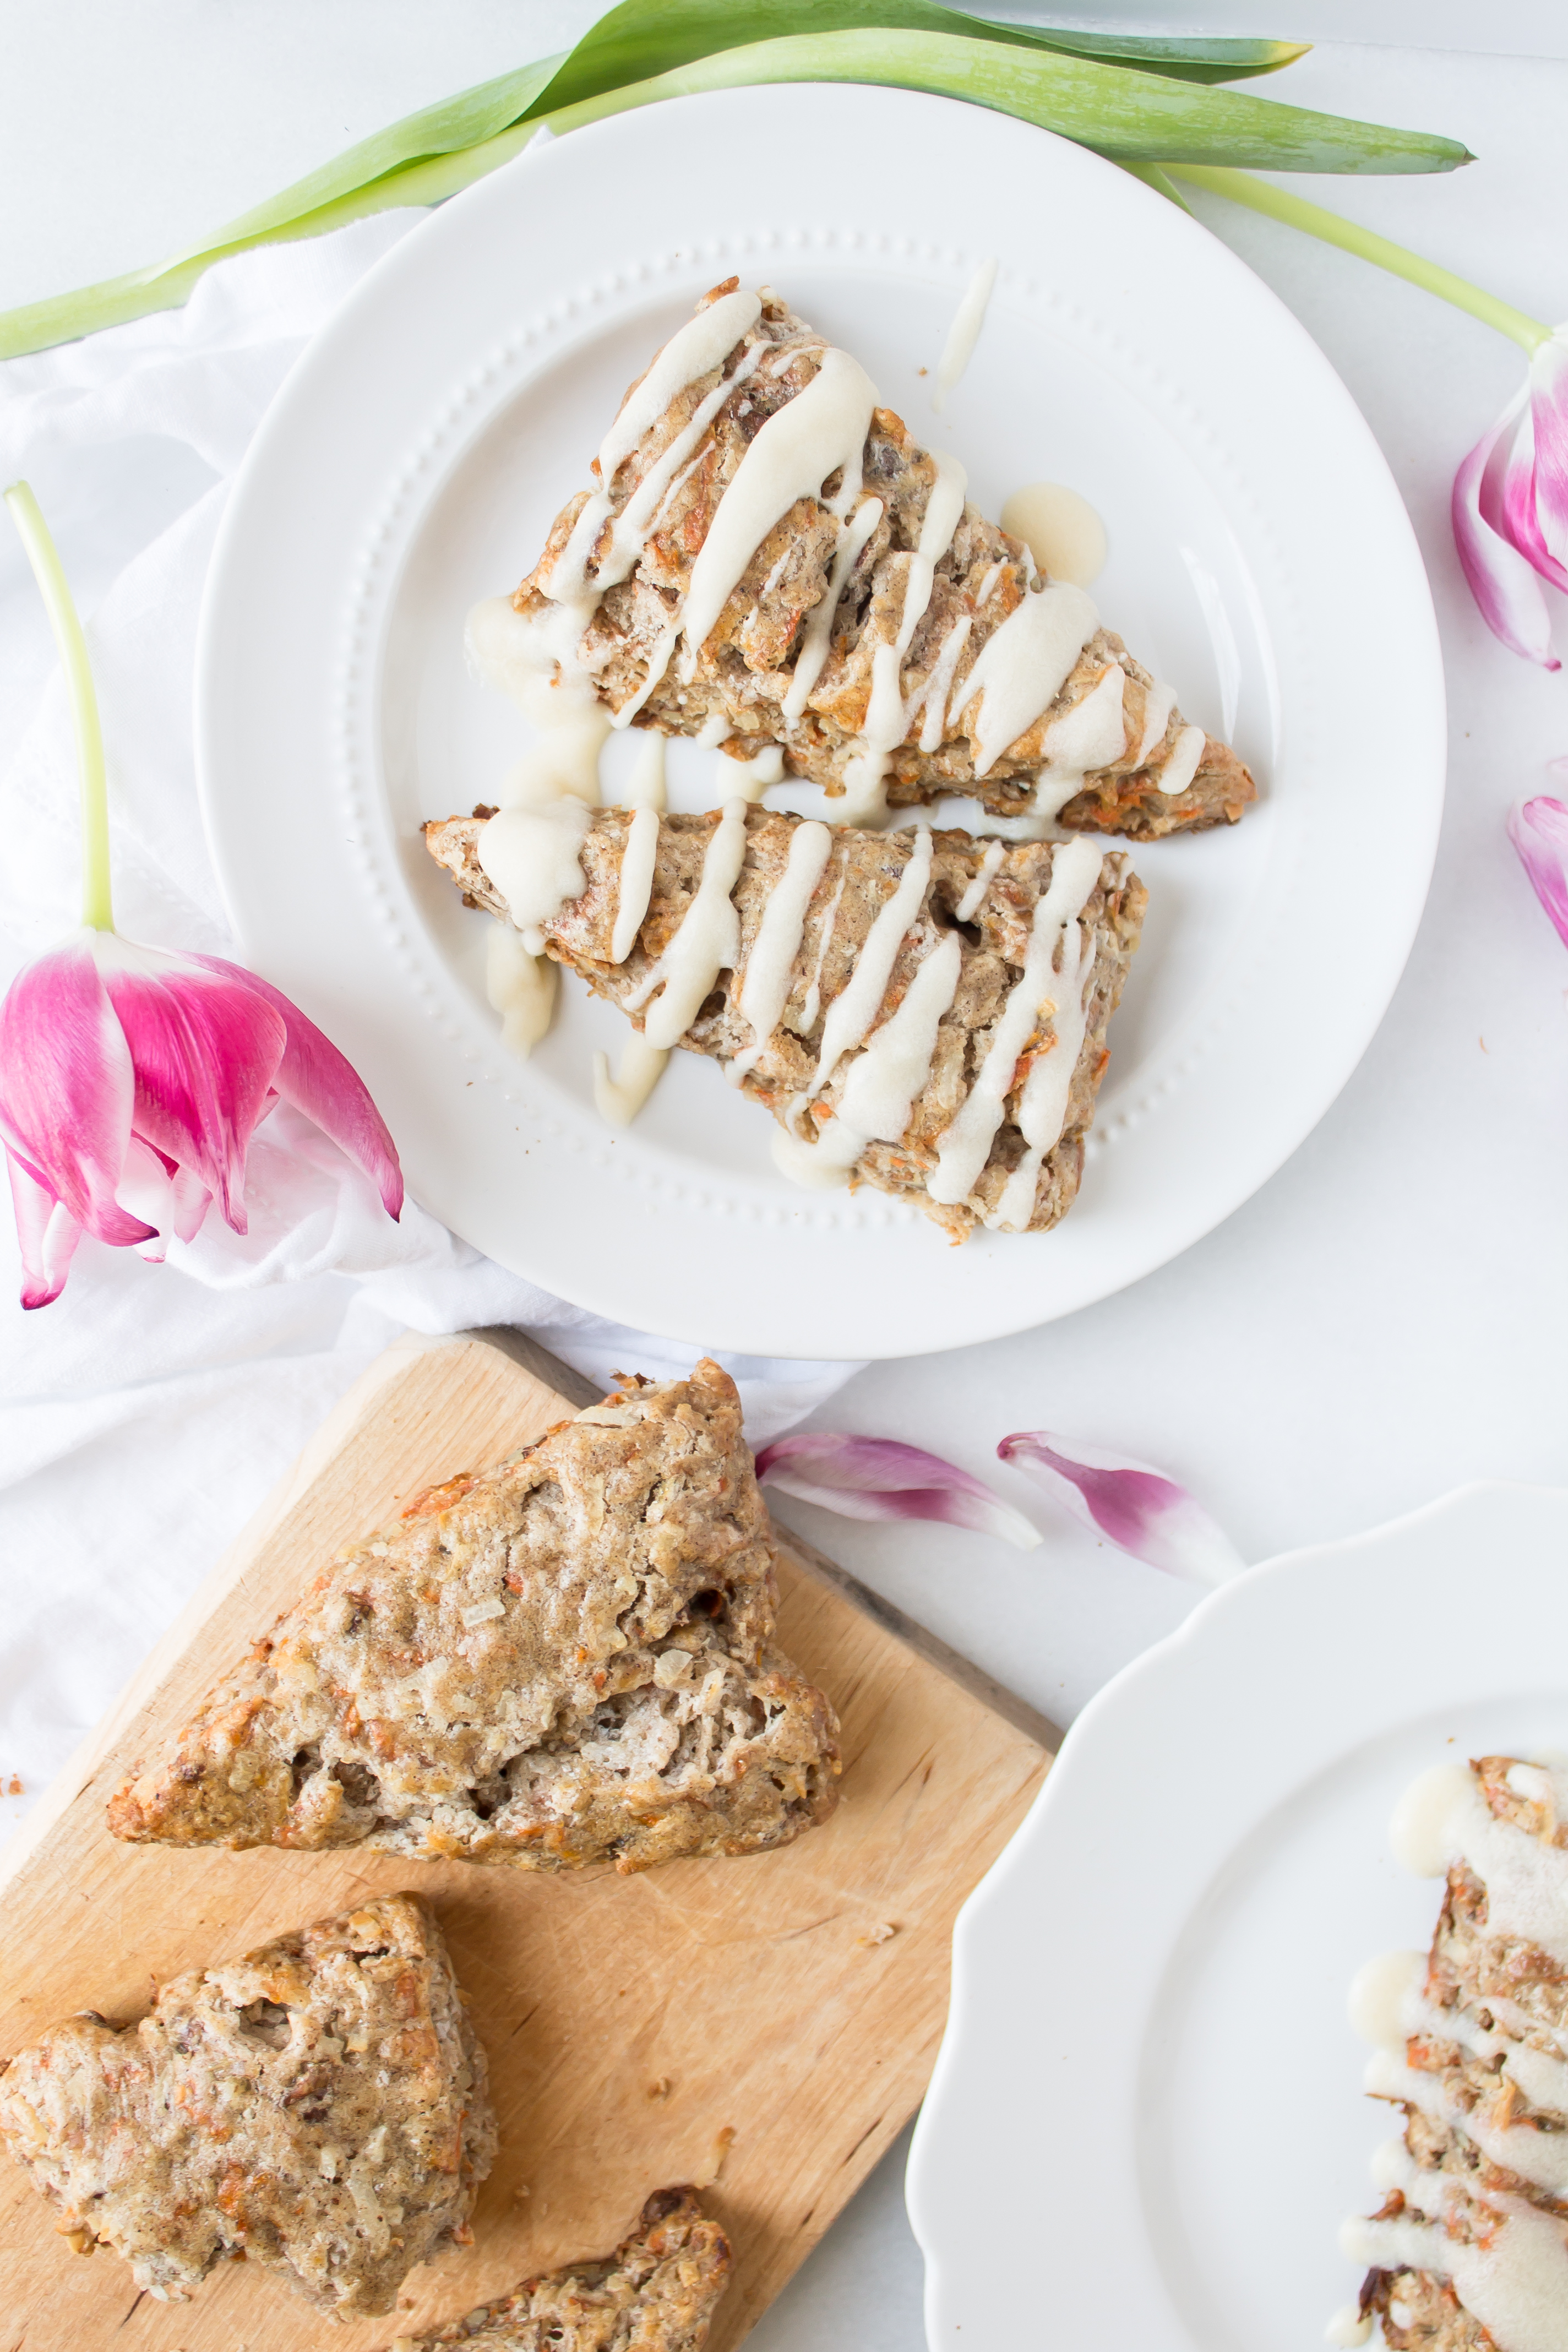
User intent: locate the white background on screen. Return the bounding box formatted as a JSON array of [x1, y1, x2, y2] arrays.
[[4, 8, 1568, 2347]]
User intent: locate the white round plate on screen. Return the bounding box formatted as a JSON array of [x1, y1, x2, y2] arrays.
[[197, 84, 1444, 1359], [906, 1482, 1568, 2350]]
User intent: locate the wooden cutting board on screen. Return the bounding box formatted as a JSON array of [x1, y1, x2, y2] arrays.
[[0, 1329, 1053, 2350]]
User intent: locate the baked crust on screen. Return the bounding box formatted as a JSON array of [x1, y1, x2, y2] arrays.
[[511, 280, 1253, 837], [382, 2187, 729, 2351], [426, 805, 1145, 1243], [107, 1363, 840, 1868], [0, 1894, 494, 2317]]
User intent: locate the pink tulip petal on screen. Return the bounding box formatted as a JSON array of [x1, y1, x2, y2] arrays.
[[754, 1432, 1042, 1550], [168, 1157, 212, 1243], [1528, 330, 1568, 578], [1507, 795, 1568, 951], [998, 1430, 1244, 1586], [1453, 407, 1562, 670], [95, 940, 285, 1232], [0, 938, 153, 1247], [1500, 416, 1568, 597], [6, 1148, 83, 1309], [186, 957, 404, 1219]]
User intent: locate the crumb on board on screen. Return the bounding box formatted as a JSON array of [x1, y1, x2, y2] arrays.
[[648, 2076, 672, 2100], [855, 1921, 899, 1948], [692, 2125, 736, 2188]]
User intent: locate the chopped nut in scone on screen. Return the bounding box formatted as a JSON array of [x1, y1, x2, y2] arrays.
[[0, 1893, 495, 2317], [107, 1362, 840, 1868], [383, 2186, 729, 2352]]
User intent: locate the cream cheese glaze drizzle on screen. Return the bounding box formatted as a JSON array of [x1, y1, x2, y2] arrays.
[[929, 836, 1103, 1208], [678, 346, 878, 683], [772, 929, 962, 1187], [545, 287, 764, 608], [985, 917, 1098, 1231], [486, 923, 557, 1055], [841, 450, 970, 825], [948, 584, 1101, 778], [1030, 665, 1129, 819], [797, 829, 935, 1113], [611, 806, 661, 963], [624, 798, 749, 1049], [954, 840, 1005, 924], [593, 1033, 669, 1126], [729, 819, 832, 1081], [932, 257, 998, 417]]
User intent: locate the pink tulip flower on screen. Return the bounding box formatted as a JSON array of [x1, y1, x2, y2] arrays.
[[1, 480, 402, 1308], [1452, 328, 1568, 669], [1, 932, 402, 1308]]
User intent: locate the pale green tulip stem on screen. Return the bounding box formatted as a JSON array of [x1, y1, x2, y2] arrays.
[[4, 482, 115, 931], [1172, 164, 1554, 355]]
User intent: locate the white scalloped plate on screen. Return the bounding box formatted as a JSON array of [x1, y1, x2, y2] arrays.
[[197, 84, 1444, 1359], [906, 1482, 1568, 2351]]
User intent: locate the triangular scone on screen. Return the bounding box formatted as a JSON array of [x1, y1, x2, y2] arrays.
[[426, 805, 1145, 1244], [108, 1364, 840, 1868], [384, 2187, 729, 2352], [486, 277, 1253, 837], [0, 1895, 494, 2317]]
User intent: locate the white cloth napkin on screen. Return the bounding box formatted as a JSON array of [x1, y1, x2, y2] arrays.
[[0, 211, 860, 1832]]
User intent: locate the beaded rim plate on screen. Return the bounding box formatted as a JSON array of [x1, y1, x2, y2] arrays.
[[907, 1481, 1568, 2351], [196, 84, 1444, 1359]]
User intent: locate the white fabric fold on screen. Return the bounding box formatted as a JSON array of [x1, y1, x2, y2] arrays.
[[0, 210, 860, 1832]]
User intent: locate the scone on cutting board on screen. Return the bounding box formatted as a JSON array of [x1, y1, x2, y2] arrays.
[[381, 2187, 729, 2352], [108, 1362, 841, 1866], [0, 1894, 493, 2317], [480, 277, 1253, 836], [426, 805, 1144, 1242]]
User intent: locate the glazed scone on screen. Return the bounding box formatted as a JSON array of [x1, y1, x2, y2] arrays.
[[107, 1363, 841, 1868], [0, 1894, 494, 2317], [383, 2187, 729, 2352], [426, 805, 1145, 1243], [477, 277, 1253, 836], [1338, 1757, 1568, 2352]]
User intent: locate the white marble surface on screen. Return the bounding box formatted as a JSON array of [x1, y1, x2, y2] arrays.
[[3, 12, 1568, 2348]]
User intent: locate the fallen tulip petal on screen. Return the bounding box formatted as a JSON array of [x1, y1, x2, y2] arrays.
[[754, 1432, 1042, 1550], [1507, 795, 1568, 950], [998, 1430, 1244, 1584]]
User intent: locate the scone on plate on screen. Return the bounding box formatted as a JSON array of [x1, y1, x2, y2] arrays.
[[107, 1363, 841, 1868], [382, 2186, 729, 2352], [426, 804, 1145, 1242], [480, 276, 1253, 836], [0, 1893, 494, 2317], [1340, 1756, 1568, 2351]]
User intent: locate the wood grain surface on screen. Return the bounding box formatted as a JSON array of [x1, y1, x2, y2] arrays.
[[0, 1330, 1052, 2350]]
